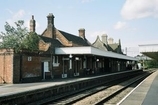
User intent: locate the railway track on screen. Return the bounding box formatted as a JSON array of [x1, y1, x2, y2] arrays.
[[94, 73, 149, 105], [45, 70, 154, 105]]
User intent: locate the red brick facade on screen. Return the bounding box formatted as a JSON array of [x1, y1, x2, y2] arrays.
[[21, 54, 52, 82], [0, 49, 53, 83], [0, 49, 14, 83], [22, 56, 41, 78]]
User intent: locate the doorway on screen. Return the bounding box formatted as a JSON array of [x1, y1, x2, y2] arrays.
[[41, 61, 50, 80]]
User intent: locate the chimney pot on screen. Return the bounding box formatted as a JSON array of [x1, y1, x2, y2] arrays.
[[47, 13, 54, 26]]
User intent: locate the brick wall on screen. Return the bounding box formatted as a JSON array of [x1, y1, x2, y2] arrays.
[[21, 55, 53, 82], [22, 55, 41, 78], [0, 49, 14, 84], [13, 54, 21, 83], [0, 48, 59, 83]]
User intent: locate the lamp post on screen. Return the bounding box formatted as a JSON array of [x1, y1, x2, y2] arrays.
[[69, 54, 72, 77], [69, 54, 72, 70]]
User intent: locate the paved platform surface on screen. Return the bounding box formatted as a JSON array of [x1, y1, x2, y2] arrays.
[[0, 77, 87, 97], [119, 70, 158, 105], [0, 73, 112, 97], [0, 71, 132, 97]]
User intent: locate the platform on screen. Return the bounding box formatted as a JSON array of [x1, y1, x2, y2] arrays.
[[0, 70, 140, 97], [0, 70, 142, 104], [119, 69, 158, 105]]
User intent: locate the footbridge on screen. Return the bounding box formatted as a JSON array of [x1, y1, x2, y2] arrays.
[[139, 44, 158, 60]]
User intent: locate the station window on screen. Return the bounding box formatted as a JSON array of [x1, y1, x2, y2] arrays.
[[53, 56, 59, 63]]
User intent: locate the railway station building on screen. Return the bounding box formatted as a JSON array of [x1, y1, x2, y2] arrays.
[[0, 13, 138, 83]]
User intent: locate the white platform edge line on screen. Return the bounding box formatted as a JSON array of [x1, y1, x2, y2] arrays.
[[117, 71, 157, 105]]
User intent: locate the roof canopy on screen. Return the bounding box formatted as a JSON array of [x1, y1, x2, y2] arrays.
[[55, 46, 138, 61]]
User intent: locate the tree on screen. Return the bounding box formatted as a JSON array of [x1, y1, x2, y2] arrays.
[[0, 20, 39, 53], [22, 32, 39, 52], [146, 60, 158, 68]]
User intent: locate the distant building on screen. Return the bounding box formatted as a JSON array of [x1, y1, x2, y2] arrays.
[[135, 55, 152, 61]]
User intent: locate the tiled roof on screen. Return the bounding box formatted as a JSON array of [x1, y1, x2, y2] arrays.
[[108, 44, 119, 51], [106, 44, 115, 51], [92, 36, 123, 54], [92, 36, 108, 51], [108, 44, 123, 54], [39, 35, 63, 47], [59, 30, 91, 46]]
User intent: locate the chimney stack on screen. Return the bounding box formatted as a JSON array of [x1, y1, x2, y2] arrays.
[[47, 13, 55, 38], [30, 15, 36, 32], [108, 38, 114, 44], [78, 28, 85, 39], [101, 34, 108, 44]]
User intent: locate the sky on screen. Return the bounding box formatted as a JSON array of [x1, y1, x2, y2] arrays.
[[0, 0, 158, 57]]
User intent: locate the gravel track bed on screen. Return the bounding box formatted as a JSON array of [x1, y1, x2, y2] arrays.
[[105, 87, 134, 105], [72, 76, 141, 105], [105, 75, 147, 105]]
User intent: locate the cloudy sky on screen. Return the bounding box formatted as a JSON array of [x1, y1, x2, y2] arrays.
[[0, 0, 158, 56]]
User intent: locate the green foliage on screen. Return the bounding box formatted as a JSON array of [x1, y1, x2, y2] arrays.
[[146, 60, 158, 68], [0, 20, 39, 53], [22, 32, 39, 52]]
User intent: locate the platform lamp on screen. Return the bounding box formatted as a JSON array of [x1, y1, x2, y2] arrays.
[[69, 54, 73, 77]]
